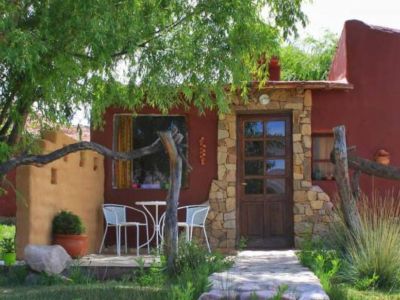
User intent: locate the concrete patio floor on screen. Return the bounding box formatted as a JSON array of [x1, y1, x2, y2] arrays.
[[75, 254, 159, 268]]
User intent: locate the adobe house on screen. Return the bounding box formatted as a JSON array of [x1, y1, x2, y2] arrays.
[[92, 19, 400, 251], [8, 19, 400, 254], [91, 79, 350, 251]]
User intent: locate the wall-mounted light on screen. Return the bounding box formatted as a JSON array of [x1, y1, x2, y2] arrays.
[[259, 94, 270, 105]]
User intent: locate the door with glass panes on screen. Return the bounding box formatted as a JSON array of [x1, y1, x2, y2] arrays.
[[238, 113, 293, 249]]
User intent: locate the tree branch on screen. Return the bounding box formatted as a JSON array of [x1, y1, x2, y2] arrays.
[[0, 140, 162, 176], [333, 125, 361, 233]]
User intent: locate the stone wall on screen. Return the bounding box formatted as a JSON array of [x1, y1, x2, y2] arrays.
[[16, 131, 104, 258], [206, 89, 333, 251]]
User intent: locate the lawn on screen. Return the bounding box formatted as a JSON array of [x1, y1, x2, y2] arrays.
[[331, 284, 400, 300], [0, 240, 232, 300], [0, 283, 167, 300]]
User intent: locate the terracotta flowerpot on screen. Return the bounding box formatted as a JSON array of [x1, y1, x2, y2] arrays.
[[3, 252, 16, 266], [53, 234, 88, 258], [374, 149, 390, 165]]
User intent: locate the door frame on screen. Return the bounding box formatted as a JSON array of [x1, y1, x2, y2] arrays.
[[235, 111, 294, 249]]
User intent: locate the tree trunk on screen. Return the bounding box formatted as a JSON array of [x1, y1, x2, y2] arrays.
[[332, 125, 361, 233], [159, 131, 182, 274]]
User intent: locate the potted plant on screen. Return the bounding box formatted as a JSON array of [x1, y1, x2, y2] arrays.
[[52, 210, 88, 258], [0, 238, 16, 266]]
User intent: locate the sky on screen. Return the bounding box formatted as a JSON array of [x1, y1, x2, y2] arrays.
[[72, 0, 400, 125], [298, 0, 400, 39]]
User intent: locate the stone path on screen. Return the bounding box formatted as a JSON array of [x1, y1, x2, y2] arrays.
[[199, 250, 329, 300]]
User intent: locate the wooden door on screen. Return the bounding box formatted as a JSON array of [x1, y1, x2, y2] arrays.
[[237, 113, 293, 249]]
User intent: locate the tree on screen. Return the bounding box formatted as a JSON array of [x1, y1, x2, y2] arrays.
[[332, 125, 400, 234], [279, 31, 337, 80], [1, 0, 307, 159], [1, 0, 307, 271]]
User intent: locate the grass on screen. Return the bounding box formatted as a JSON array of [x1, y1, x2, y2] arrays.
[[298, 192, 400, 299], [0, 283, 168, 300], [0, 239, 233, 300]]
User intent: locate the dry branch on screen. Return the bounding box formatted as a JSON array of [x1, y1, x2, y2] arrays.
[[332, 125, 361, 233], [159, 131, 182, 273]]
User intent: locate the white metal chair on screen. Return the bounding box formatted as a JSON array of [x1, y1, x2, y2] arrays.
[[99, 204, 150, 256], [160, 205, 211, 252]]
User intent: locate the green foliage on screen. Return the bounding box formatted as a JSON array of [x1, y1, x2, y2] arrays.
[[297, 238, 340, 295], [332, 194, 400, 290], [0, 266, 29, 286], [52, 210, 85, 235], [271, 284, 289, 300], [132, 239, 233, 299], [0, 237, 15, 253], [0, 0, 307, 162], [279, 32, 338, 80], [134, 257, 166, 287], [238, 236, 248, 251]]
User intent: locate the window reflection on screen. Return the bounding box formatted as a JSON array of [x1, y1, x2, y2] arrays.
[[266, 140, 285, 156], [245, 160, 263, 175], [245, 141, 264, 157], [245, 121, 263, 137], [245, 179, 263, 194], [266, 179, 285, 194], [265, 121, 285, 137], [266, 159, 285, 175]]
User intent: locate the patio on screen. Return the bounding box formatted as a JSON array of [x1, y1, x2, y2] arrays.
[[77, 254, 159, 268]]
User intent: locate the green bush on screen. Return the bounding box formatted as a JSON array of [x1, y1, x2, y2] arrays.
[[297, 238, 340, 295], [52, 211, 85, 235], [333, 193, 400, 290], [0, 237, 15, 253]]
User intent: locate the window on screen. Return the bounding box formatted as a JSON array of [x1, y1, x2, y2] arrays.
[[312, 133, 334, 181], [113, 114, 188, 189]]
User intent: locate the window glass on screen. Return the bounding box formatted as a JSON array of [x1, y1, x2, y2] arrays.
[[245, 141, 263, 157], [113, 115, 188, 189], [266, 159, 285, 175], [313, 136, 334, 160], [312, 134, 334, 180], [265, 140, 285, 156], [266, 179, 286, 194], [245, 160, 264, 175], [245, 179, 263, 194], [265, 121, 285, 137], [244, 121, 263, 137]]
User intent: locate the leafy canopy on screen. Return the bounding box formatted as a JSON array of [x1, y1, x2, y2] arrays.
[[0, 0, 307, 161], [279, 32, 337, 81]]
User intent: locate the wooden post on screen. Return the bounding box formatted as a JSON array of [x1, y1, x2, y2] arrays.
[[332, 125, 361, 233], [159, 131, 182, 274]]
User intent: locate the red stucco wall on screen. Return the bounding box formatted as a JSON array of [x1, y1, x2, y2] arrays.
[[91, 106, 218, 210], [313, 20, 400, 198]]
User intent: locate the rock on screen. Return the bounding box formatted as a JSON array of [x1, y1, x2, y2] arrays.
[[24, 245, 72, 275]]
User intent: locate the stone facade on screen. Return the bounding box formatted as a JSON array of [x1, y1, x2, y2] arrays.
[[206, 89, 333, 251]]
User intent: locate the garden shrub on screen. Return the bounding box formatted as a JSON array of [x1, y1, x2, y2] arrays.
[[52, 210, 85, 235], [333, 193, 400, 290]]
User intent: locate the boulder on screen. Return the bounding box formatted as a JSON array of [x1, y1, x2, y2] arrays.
[[24, 245, 72, 274]]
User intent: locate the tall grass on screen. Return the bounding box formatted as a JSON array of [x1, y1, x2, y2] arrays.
[[331, 193, 400, 290]]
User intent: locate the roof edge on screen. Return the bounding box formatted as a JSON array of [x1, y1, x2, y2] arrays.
[[252, 80, 354, 91]]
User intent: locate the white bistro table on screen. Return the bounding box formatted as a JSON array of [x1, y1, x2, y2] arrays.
[[135, 201, 166, 249]]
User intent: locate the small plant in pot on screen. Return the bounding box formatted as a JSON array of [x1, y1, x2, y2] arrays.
[[52, 210, 88, 258], [0, 238, 16, 266]]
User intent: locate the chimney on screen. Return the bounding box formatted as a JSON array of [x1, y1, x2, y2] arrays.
[[268, 56, 280, 81]]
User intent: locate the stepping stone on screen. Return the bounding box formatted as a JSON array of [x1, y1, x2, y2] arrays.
[[199, 250, 329, 300]]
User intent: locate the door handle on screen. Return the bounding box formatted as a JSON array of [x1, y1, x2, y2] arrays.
[[241, 182, 247, 186]]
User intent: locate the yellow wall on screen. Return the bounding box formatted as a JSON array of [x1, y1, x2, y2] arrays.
[[16, 131, 104, 258]]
